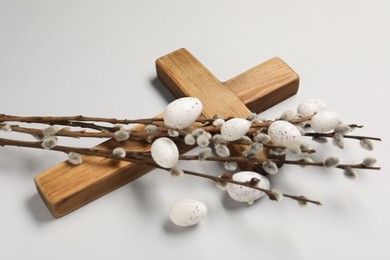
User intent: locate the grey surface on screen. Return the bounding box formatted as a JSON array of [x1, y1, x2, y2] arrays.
[[0, 1, 389, 259]]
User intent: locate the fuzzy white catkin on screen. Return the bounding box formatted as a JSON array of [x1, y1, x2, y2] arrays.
[[170, 167, 184, 177], [114, 130, 130, 142], [271, 189, 284, 201], [145, 125, 157, 133], [250, 142, 263, 153], [114, 124, 125, 130], [239, 136, 252, 145], [270, 148, 286, 156], [224, 161, 238, 171], [323, 157, 339, 168], [299, 157, 313, 167], [41, 136, 57, 149], [168, 129, 179, 137], [363, 157, 376, 167], [192, 128, 205, 138], [198, 147, 212, 160], [212, 134, 225, 144], [246, 113, 258, 121], [279, 111, 295, 121], [32, 132, 44, 140], [113, 147, 126, 158], [215, 144, 230, 157], [287, 145, 301, 155], [196, 134, 210, 147], [253, 133, 271, 144], [334, 124, 350, 135], [145, 136, 154, 143], [312, 136, 328, 144], [215, 180, 229, 190], [298, 200, 308, 208], [213, 114, 224, 120], [243, 149, 256, 158], [262, 160, 278, 175], [184, 134, 196, 145], [68, 152, 83, 165], [213, 118, 225, 127], [360, 139, 373, 151], [344, 167, 357, 180], [1, 124, 12, 132], [333, 133, 344, 148], [300, 144, 312, 152], [43, 126, 60, 136]]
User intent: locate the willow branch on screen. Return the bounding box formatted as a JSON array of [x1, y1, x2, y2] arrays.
[[0, 137, 320, 205], [0, 114, 312, 130], [178, 169, 321, 205], [178, 155, 381, 171], [0, 123, 169, 140], [52, 121, 116, 132], [305, 132, 381, 141], [1, 123, 317, 154], [0, 114, 162, 125]]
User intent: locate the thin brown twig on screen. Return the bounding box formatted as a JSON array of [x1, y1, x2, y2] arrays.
[[0, 114, 162, 125], [178, 155, 381, 171], [0, 123, 168, 140], [305, 132, 382, 141], [178, 169, 321, 205]]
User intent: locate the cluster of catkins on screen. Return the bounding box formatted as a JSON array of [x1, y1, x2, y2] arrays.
[[0, 97, 379, 227], [133, 97, 377, 227]]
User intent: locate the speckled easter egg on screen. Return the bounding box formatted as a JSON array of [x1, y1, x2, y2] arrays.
[[268, 121, 302, 146], [169, 199, 207, 227], [227, 171, 270, 205], [221, 118, 251, 141], [151, 137, 179, 168], [163, 97, 202, 129], [297, 99, 328, 117], [311, 111, 341, 133]]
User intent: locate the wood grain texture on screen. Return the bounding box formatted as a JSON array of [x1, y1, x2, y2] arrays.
[[35, 48, 299, 218], [156, 49, 251, 119], [225, 57, 299, 113]]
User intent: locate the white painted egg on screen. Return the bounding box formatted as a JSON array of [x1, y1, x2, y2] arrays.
[[268, 121, 302, 146], [221, 118, 251, 141], [151, 137, 179, 168], [163, 97, 203, 129], [311, 111, 341, 133], [169, 199, 207, 227], [227, 171, 270, 205], [297, 99, 328, 117]]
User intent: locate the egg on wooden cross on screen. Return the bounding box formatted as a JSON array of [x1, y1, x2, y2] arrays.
[[267, 121, 302, 147], [221, 118, 252, 141], [151, 137, 179, 168], [163, 97, 203, 129]]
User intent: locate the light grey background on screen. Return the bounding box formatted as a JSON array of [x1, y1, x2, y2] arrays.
[[0, 1, 389, 259]]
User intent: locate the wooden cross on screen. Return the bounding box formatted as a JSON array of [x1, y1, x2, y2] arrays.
[[35, 48, 299, 218]]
